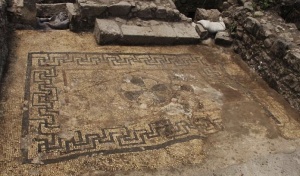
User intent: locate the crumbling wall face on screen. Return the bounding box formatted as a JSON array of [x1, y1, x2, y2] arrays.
[[0, 0, 8, 80], [174, 0, 223, 17], [229, 8, 300, 111]]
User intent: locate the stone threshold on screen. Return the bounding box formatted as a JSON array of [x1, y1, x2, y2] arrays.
[[94, 18, 200, 45]]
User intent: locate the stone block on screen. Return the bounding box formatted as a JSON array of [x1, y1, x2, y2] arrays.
[[270, 39, 290, 59], [5, 0, 36, 27], [137, 4, 153, 19], [151, 23, 177, 44], [172, 9, 181, 21], [94, 19, 202, 45], [284, 49, 300, 72], [21, 0, 38, 27], [67, 3, 80, 31], [67, 3, 78, 17], [244, 2, 253, 11], [156, 6, 167, 19], [258, 25, 272, 39], [94, 19, 122, 45], [195, 24, 208, 39], [244, 17, 261, 37], [208, 9, 221, 21], [36, 3, 67, 17], [215, 31, 233, 46], [172, 23, 200, 44], [194, 8, 220, 22], [121, 25, 155, 45], [166, 7, 175, 19], [78, 1, 107, 17], [109, 1, 132, 17]]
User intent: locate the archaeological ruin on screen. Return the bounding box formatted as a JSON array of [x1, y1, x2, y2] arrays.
[[0, 0, 299, 175]]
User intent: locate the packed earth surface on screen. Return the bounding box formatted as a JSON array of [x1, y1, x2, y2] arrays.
[[0, 0, 300, 175]]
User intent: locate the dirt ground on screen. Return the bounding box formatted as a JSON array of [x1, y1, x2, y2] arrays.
[[0, 30, 300, 176]]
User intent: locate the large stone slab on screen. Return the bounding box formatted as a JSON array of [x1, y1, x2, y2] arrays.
[[121, 25, 155, 45], [94, 19, 122, 44], [172, 23, 200, 44], [94, 19, 201, 45], [151, 23, 177, 44]]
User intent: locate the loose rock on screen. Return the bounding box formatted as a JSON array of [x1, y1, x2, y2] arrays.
[[244, 2, 254, 11], [195, 24, 209, 39], [215, 31, 233, 46], [194, 8, 221, 22], [254, 11, 264, 17]]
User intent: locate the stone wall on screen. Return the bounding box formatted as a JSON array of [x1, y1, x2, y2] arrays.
[[225, 7, 300, 111], [0, 0, 8, 80], [67, 0, 190, 31]]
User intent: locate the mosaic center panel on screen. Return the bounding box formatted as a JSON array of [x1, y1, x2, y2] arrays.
[[22, 53, 224, 164]]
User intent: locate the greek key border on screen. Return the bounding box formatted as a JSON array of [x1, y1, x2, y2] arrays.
[[22, 52, 218, 164]]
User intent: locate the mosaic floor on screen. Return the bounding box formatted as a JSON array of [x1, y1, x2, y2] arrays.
[[1, 31, 300, 175], [23, 52, 225, 164]]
